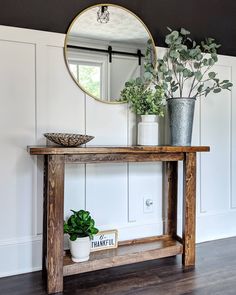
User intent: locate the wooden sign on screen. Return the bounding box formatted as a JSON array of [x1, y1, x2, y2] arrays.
[[91, 230, 118, 252]]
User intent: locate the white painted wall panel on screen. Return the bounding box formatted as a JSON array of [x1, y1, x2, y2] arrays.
[[128, 163, 162, 228], [85, 94, 128, 145], [200, 64, 231, 213], [0, 40, 36, 239], [36, 45, 86, 233], [40, 46, 85, 135], [231, 62, 236, 209], [86, 163, 128, 227], [85, 94, 128, 236]]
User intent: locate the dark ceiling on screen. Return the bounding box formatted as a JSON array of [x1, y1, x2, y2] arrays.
[[1, 0, 236, 56]]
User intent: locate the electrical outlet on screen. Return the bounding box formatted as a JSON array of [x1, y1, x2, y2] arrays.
[[143, 196, 154, 213]]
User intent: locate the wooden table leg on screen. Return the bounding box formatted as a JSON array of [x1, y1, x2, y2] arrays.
[[42, 156, 48, 279], [182, 152, 196, 267], [46, 155, 65, 294], [164, 161, 178, 237]]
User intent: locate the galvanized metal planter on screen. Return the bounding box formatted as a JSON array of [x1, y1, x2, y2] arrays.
[[167, 97, 196, 146]]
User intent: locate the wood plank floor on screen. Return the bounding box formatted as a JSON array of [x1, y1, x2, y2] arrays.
[[0, 237, 236, 295]]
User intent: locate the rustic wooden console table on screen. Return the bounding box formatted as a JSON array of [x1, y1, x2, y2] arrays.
[[28, 145, 209, 294]]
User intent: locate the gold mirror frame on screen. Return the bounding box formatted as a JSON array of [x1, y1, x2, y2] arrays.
[[64, 3, 157, 104]]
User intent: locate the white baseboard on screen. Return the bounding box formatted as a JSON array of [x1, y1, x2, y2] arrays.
[[0, 235, 42, 278], [196, 210, 236, 243], [1, 213, 235, 278]]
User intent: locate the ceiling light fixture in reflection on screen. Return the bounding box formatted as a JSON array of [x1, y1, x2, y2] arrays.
[[97, 6, 110, 23]]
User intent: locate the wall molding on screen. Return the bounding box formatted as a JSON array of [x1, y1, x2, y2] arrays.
[[0, 235, 42, 278], [0, 235, 41, 247]]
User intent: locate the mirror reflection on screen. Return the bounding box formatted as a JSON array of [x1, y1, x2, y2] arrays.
[[64, 4, 156, 103]]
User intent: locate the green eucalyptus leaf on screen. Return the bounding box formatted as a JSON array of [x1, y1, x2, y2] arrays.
[[213, 88, 221, 93], [203, 58, 209, 66], [198, 84, 204, 93], [169, 50, 180, 59], [183, 69, 189, 77], [165, 30, 180, 45], [172, 86, 178, 92], [180, 28, 190, 35], [176, 64, 185, 72], [208, 58, 215, 66], [196, 53, 203, 61], [194, 62, 201, 69], [194, 71, 203, 81], [211, 53, 218, 62], [166, 76, 172, 82], [205, 87, 212, 96], [222, 82, 233, 89], [208, 72, 216, 79]]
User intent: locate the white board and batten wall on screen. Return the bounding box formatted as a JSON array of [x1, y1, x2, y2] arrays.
[[0, 25, 236, 277]]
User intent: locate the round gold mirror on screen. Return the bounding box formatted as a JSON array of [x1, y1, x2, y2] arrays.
[[64, 4, 156, 103]]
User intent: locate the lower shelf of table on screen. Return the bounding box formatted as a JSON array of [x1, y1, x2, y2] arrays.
[[63, 235, 183, 277]]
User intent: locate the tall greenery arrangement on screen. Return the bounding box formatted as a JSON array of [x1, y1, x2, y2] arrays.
[[146, 28, 233, 99], [64, 210, 99, 241]]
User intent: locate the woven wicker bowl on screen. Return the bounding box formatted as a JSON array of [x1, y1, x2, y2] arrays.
[[44, 133, 94, 147]]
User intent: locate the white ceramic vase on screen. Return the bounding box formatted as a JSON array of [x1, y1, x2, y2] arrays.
[[69, 236, 91, 262], [137, 115, 159, 146]]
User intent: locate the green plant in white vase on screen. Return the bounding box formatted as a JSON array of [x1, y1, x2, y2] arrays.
[[148, 28, 233, 146], [64, 210, 99, 262], [120, 77, 165, 146]]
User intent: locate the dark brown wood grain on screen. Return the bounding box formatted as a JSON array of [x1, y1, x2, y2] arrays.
[[63, 237, 183, 277], [47, 155, 65, 294], [182, 152, 196, 267], [164, 161, 178, 237], [42, 156, 48, 279], [28, 145, 210, 155], [118, 235, 170, 246], [65, 153, 184, 163]]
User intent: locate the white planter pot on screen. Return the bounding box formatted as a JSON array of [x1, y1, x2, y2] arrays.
[[69, 236, 91, 262], [137, 115, 159, 146]]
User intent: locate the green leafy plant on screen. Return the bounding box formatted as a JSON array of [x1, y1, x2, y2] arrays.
[[120, 77, 165, 116], [64, 210, 99, 241], [149, 28, 233, 98]]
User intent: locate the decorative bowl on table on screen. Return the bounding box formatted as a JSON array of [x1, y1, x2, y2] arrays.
[[44, 133, 94, 147]]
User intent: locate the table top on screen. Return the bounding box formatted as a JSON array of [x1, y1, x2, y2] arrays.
[[28, 145, 210, 155]]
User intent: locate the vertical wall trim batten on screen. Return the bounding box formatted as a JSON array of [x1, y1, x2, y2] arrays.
[[127, 104, 130, 222], [33, 43, 38, 236], [199, 96, 205, 214], [84, 93, 87, 210], [229, 66, 235, 209]]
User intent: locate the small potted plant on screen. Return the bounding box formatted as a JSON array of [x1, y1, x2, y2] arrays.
[[64, 210, 99, 262], [149, 28, 233, 146], [120, 77, 165, 145]]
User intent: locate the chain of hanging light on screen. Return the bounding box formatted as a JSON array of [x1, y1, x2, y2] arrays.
[[97, 6, 110, 23]]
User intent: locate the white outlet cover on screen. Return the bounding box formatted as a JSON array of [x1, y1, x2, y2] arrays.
[[143, 196, 154, 213]]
